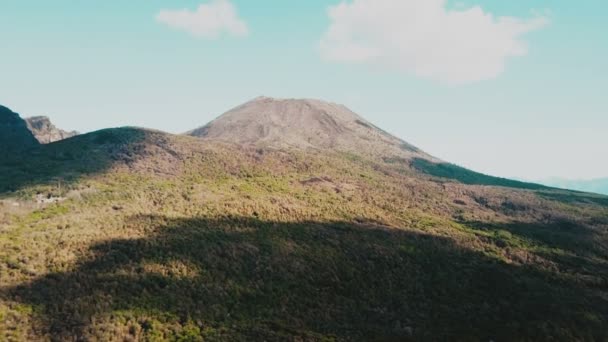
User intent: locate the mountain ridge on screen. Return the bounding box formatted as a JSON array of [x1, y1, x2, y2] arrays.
[[0, 100, 554, 192], [0, 100, 564, 193]]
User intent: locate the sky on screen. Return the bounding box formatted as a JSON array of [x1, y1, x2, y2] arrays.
[[1, 0, 606, 180]]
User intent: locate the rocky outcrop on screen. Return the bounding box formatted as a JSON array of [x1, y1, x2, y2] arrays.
[[25, 116, 78, 144]]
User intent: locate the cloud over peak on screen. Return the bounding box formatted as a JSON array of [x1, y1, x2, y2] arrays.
[[320, 0, 548, 84], [156, 0, 248, 39]]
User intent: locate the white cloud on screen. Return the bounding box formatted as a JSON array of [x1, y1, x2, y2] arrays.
[[156, 0, 249, 39], [319, 0, 548, 84]]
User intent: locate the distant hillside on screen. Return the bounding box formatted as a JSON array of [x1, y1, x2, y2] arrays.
[[0, 105, 39, 155], [25, 116, 78, 144], [411, 158, 549, 190], [537, 178, 608, 196]]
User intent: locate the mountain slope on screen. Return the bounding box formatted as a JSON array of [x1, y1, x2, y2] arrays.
[[1, 126, 608, 341], [189, 96, 431, 160], [190, 97, 550, 192], [0, 105, 39, 154], [0, 127, 184, 194], [410, 158, 549, 190], [25, 116, 78, 144]]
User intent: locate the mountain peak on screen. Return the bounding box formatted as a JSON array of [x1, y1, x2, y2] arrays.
[[249, 95, 339, 104], [189, 97, 430, 159], [251, 95, 275, 102]]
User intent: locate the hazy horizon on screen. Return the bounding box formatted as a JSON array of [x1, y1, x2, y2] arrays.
[[1, 0, 606, 180]]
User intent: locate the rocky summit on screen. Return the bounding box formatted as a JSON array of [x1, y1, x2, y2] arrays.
[[189, 96, 431, 160], [25, 116, 78, 144]]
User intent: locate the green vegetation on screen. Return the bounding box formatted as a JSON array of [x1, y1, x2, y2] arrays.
[[411, 158, 549, 190], [1, 128, 607, 341]]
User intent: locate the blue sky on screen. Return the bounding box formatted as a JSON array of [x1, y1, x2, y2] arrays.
[[1, 0, 606, 180]]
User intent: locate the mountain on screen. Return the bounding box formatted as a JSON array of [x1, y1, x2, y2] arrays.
[[0, 105, 39, 154], [191, 96, 547, 191], [1, 101, 608, 341], [537, 177, 608, 196], [189, 96, 431, 160], [25, 116, 78, 144]]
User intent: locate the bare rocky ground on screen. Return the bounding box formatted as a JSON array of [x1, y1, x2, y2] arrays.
[[25, 116, 78, 144]]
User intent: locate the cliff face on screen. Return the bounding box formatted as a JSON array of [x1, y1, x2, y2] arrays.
[[0, 105, 39, 152], [25, 116, 78, 144]]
